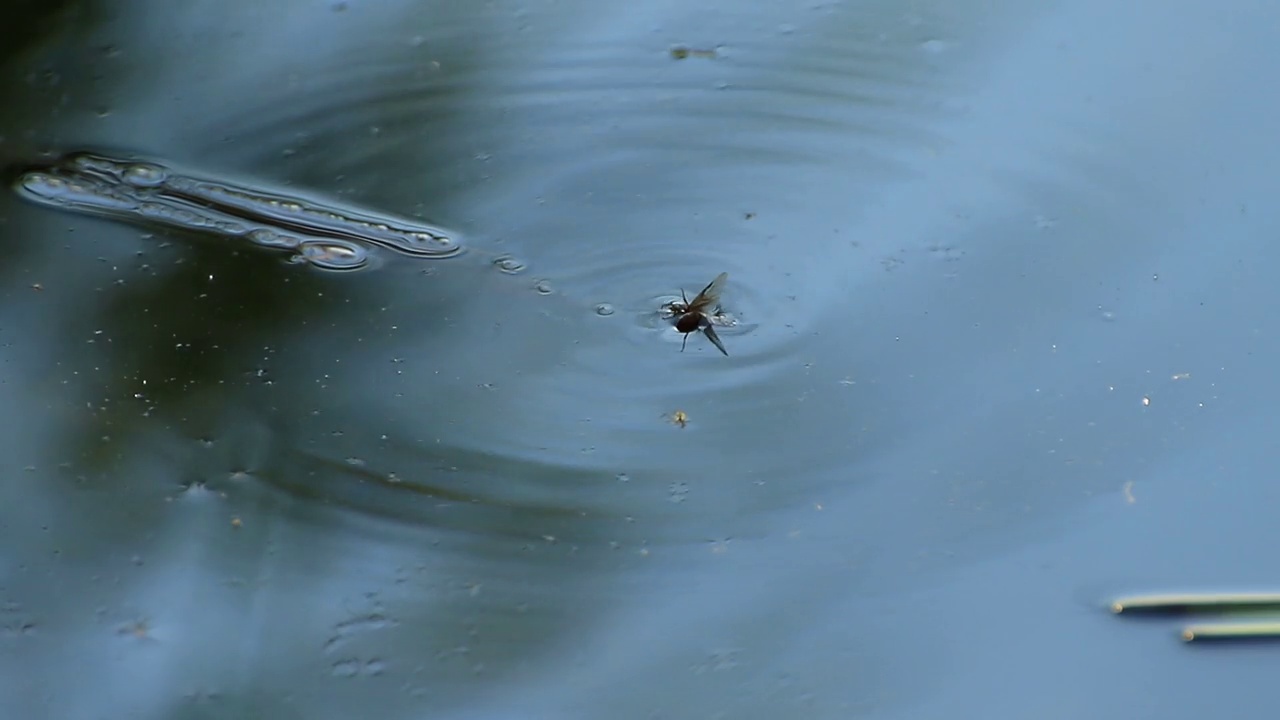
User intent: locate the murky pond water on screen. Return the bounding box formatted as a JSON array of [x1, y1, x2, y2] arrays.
[[4, 0, 1280, 717]]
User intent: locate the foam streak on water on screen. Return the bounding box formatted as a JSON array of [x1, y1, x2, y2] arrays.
[[14, 151, 462, 270]]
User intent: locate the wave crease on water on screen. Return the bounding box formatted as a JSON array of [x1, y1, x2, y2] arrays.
[[13, 151, 463, 271]]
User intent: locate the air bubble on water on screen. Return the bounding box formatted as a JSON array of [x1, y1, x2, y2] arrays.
[[533, 279, 553, 295], [70, 153, 109, 173], [17, 172, 65, 199], [247, 228, 299, 249], [298, 241, 369, 270], [492, 254, 526, 274], [406, 231, 457, 255], [122, 163, 167, 188], [136, 201, 166, 218], [167, 207, 201, 225], [1099, 307, 1117, 322], [595, 303, 615, 317]]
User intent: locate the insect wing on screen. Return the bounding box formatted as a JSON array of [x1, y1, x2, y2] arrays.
[[687, 272, 727, 313], [702, 323, 729, 356]]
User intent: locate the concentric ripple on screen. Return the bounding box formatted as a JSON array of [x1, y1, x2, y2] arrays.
[[8, 1, 1006, 537], [56, 2, 996, 522]]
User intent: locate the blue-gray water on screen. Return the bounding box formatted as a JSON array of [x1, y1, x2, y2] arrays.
[[3, 1, 1279, 717]]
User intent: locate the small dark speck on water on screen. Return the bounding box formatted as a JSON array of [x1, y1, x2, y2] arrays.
[[670, 45, 719, 60]]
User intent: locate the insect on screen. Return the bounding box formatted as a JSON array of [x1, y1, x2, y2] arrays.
[[670, 410, 689, 428], [664, 272, 730, 356]]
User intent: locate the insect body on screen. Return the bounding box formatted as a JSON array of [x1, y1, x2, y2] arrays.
[[664, 272, 729, 356]]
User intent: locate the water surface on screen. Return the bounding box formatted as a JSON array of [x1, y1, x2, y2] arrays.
[[3, 0, 1280, 718]]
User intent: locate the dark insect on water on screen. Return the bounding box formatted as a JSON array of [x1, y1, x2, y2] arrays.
[[665, 272, 730, 356]]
